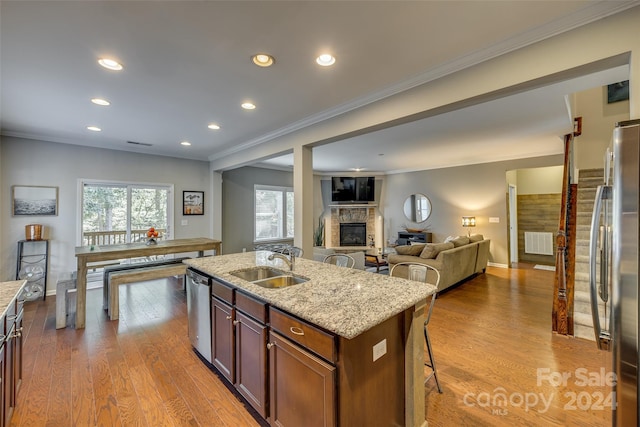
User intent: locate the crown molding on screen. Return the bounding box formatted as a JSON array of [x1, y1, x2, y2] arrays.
[[208, 1, 637, 163]]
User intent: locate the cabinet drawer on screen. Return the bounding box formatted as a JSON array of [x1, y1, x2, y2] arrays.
[[236, 291, 267, 324], [4, 302, 16, 336], [16, 295, 25, 317], [212, 278, 234, 304], [269, 308, 336, 363]]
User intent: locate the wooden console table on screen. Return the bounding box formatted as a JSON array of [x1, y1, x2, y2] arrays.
[[365, 248, 396, 272], [74, 237, 221, 329]]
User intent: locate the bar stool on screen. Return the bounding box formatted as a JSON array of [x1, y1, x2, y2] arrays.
[[390, 262, 443, 393], [323, 253, 356, 268]]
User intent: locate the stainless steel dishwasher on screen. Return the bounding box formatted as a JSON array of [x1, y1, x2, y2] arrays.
[[186, 268, 212, 363]]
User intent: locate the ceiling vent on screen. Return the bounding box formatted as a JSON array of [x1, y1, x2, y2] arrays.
[[127, 140, 153, 147]]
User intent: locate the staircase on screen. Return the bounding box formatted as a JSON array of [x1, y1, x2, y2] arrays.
[[573, 168, 606, 341]]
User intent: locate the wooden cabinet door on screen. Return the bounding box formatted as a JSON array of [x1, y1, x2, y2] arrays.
[[0, 341, 5, 427], [12, 312, 23, 406], [3, 324, 14, 426], [211, 298, 234, 382], [268, 331, 336, 427], [234, 311, 268, 418]]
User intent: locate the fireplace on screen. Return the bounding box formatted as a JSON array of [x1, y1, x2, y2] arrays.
[[340, 223, 366, 246]]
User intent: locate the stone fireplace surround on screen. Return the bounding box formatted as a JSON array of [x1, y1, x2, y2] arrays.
[[328, 205, 378, 248]]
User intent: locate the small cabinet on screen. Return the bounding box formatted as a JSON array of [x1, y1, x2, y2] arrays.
[[396, 231, 432, 246], [12, 305, 24, 407], [2, 294, 24, 427], [209, 278, 269, 418], [211, 283, 234, 383], [268, 308, 336, 427], [0, 316, 5, 427], [234, 291, 268, 418]]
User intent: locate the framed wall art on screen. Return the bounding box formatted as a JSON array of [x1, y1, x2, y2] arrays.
[[12, 185, 58, 216], [607, 80, 629, 104], [183, 191, 204, 215]]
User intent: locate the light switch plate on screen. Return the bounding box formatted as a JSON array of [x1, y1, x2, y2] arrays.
[[181, 220, 188, 226], [373, 339, 387, 362], [489, 217, 500, 223]]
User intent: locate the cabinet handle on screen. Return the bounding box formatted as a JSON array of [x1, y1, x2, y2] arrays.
[[7, 315, 18, 321], [225, 315, 232, 320], [10, 331, 21, 339], [233, 320, 240, 325], [266, 343, 274, 350], [290, 326, 305, 336]]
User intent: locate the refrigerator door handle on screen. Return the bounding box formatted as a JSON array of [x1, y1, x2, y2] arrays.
[[589, 184, 612, 350]]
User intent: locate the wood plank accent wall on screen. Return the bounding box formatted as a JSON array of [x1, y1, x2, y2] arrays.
[[517, 194, 561, 264]]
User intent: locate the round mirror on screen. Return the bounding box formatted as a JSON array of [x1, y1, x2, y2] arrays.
[[403, 193, 432, 223]]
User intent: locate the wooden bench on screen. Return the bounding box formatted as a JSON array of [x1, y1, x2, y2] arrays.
[[102, 258, 189, 310], [104, 259, 188, 320], [56, 271, 77, 329], [107, 263, 187, 320]]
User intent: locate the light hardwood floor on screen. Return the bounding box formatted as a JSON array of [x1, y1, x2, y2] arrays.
[[11, 265, 611, 426]]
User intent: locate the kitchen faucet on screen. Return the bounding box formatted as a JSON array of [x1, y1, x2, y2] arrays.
[[267, 246, 301, 271]]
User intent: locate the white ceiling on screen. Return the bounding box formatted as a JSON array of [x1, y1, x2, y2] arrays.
[[0, 1, 635, 173]]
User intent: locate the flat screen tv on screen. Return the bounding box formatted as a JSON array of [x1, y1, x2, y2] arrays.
[[331, 177, 375, 202]]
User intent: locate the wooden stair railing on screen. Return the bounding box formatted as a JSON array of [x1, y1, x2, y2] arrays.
[[552, 132, 577, 335]]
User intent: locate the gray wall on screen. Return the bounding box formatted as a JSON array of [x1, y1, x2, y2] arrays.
[[0, 136, 210, 291], [227, 157, 564, 266], [382, 154, 564, 266], [222, 166, 293, 254]]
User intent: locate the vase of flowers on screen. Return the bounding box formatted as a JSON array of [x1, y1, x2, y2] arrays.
[[146, 227, 159, 245]]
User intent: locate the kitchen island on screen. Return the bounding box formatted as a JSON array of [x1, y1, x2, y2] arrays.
[[184, 251, 435, 427], [1, 280, 27, 427]]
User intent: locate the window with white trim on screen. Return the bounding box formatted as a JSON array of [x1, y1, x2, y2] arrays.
[[254, 185, 294, 241], [79, 180, 174, 246]]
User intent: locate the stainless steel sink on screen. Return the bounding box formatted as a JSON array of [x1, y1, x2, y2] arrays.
[[252, 275, 308, 289], [229, 266, 308, 289], [229, 267, 285, 282]]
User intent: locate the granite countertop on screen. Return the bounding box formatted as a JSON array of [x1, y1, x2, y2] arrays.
[[0, 280, 27, 319], [184, 251, 436, 339]]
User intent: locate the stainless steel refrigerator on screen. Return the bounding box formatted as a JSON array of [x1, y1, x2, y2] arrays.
[[590, 119, 640, 426]]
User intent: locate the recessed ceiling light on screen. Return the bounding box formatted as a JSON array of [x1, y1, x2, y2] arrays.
[[208, 123, 221, 130], [316, 53, 336, 67], [180, 141, 191, 146], [87, 126, 101, 132], [98, 58, 123, 71], [91, 98, 110, 106], [252, 53, 274, 67], [241, 102, 256, 110]]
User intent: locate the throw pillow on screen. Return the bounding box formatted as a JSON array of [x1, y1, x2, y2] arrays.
[[451, 236, 470, 247], [444, 235, 456, 243], [395, 244, 425, 256], [419, 242, 454, 259], [469, 234, 484, 243]]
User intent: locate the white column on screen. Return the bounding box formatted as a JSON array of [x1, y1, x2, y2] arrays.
[[631, 48, 639, 120], [293, 146, 314, 258], [211, 170, 223, 254]]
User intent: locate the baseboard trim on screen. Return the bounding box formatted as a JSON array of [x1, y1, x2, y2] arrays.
[[488, 262, 508, 269]]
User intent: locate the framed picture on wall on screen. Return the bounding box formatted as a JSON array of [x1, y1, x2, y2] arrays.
[[183, 191, 204, 215], [607, 80, 629, 103], [12, 185, 58, 216]]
